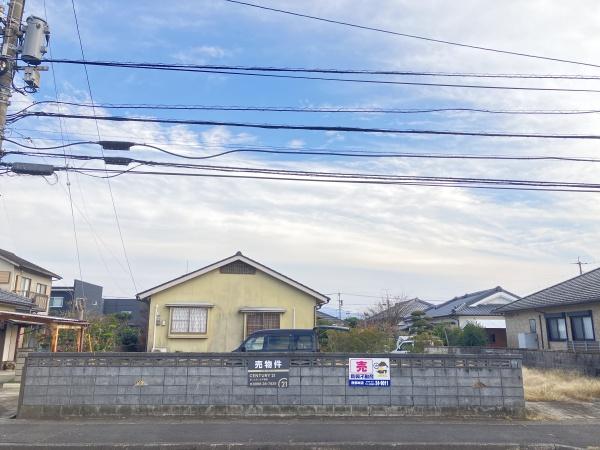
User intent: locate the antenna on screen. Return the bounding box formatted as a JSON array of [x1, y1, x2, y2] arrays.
[[571, 257, 589, 275]]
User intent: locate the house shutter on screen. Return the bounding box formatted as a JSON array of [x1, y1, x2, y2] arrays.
[[0, 271, 10, 284], [246, 312, 280, 335]]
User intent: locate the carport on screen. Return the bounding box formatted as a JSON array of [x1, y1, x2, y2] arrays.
[[0, 311, 88, 353]]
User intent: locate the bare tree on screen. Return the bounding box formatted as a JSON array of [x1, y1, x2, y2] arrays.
[[363, 293, 410, 329]]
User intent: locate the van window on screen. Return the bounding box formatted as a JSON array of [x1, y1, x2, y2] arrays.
[[245, 335, 265, 351], [295, 334, 314, 351], [266, 334, 291, 351]]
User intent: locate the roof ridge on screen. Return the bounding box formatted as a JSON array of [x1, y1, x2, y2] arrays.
[[518, 267, 600, 303], [496, 267, 600, 312], [433, 286, 498, 309]]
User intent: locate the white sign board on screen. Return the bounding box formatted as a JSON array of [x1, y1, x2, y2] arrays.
[[348, 357, 391, 387]]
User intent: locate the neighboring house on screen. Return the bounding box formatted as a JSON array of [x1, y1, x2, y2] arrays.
[[103, 297, 149, 350], [365, 298, 431, 330], [497, 268, 600, 352], [0, 248, 61, 313], [137, 252, 329, 352], [423, 287, 520, 348], [316, 310, 347, 326], [49, 280, 103, 318], [0, 289, 39, 362], [0, 250, 86, 363]]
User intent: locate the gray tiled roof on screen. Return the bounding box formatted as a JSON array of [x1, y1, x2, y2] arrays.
[[496, 267, 600, 313], [365, 298, 431, 322], [426, 286, 518, 318], [0, 248, 60, 279], [0, 289, 34, 311]]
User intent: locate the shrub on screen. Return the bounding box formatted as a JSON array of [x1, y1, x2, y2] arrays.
[[323, 326, 395, 353]]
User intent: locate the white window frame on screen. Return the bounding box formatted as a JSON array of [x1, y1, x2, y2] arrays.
[[168, 306, 208, 337], [49, 296, 63, 308], [19, 276, 31, 293]]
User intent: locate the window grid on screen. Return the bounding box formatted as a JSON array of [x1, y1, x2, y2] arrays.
[[170, 307, 208, 334], [570, 315, 594, 341], [246, 312, 280, 335]]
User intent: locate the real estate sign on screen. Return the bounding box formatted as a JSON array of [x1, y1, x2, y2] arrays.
[[247, 357, 290, 388], [348, 357, 391, 387]]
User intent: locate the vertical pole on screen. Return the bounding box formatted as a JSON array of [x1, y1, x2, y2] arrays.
[[337, 292, 342, 320], [76, 327, 84, 352], [0, 0, 25, 153], [49, 325, 58, 352]]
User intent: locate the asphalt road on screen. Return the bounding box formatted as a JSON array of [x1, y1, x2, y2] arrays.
[[0, 417, 599, 449]]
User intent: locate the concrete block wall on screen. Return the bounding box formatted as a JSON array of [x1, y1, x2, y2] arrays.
[[18, 352, 524, 418], [516, 349, 600, 376]]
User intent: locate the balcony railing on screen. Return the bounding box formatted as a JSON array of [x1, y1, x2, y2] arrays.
[[14, 290, 49, 311], [567, 340, 600, 352]]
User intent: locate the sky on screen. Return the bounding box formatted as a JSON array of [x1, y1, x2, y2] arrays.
[[1, 0, 599, 314]]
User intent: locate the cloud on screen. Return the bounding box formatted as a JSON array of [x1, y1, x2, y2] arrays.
[[2, 1, 599, 310], [287, 139, 304, 149], [173, 46, 229, 64]]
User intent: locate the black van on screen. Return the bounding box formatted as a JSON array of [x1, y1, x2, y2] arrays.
[[233, 326, 348, 352]]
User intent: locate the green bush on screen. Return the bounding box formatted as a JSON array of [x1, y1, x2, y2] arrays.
[[460, 323, 488, 347], [323, 326, 395, 353], [433, 323, 488, 347]]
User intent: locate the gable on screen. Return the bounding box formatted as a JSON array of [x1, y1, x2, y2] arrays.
[[472, 292, 519, 306], [219, 260, 257, 275], [137, 253, 329, 304]]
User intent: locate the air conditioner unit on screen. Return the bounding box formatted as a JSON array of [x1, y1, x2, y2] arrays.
[[151, 347, 168, 353], [517, 332, 538, 349]]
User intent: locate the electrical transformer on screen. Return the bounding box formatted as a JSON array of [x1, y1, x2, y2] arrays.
[[20, 16, 49, 65]]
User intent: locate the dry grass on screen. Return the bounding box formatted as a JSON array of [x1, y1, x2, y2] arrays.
[[523, 367, 600, 402]]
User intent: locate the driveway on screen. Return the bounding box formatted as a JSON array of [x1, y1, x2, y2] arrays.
[[0, 385, 19, 418]]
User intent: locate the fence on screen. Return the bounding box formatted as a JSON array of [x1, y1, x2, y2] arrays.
[[18, 352, 524, 418], [516, 349, 600, 376], [426, 346, 600, 377]]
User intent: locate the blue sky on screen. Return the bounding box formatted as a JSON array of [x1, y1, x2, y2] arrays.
[[1, 0, 599, 313]]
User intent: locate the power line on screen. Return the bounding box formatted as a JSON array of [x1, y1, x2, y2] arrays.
[[57, 167, 600, 193], [33, 60, 600, 94], [70, 0, 138, 293], [222, 0, 600, 70], [14, 111, 600, 140], [40, 59, 600, 80], [11, 100, 600, 117], [5, 160, 600, 193], [6, 144, 600, 165], [44, 0, 86, 295]]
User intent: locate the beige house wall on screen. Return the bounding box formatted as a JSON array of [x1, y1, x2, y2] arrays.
[[505, 302, 600, 350], [0, 258, 53, 314], [146, 267, 320, 352]]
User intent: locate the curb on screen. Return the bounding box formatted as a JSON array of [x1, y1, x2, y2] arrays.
[[0, 443, 588, 450]]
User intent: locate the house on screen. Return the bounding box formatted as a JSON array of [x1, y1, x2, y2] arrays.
[[423, 286, 520, 348], [496, 268, 600, 351], [0, 248, 61, 313], [0, 249, 87, 362], [316, 309, 347, 326], [103, 297, 149, 350], [0, 290, 40, 362], [364, 298, 431, 330], [49, 280, 103, 318], [137, 252, 329, 352]]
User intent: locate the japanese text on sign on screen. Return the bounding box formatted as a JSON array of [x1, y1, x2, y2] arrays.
[[348, 358, 391, 387], [248, 358, 290, 388]]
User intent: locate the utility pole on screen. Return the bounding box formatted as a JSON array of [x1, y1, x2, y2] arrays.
[[0, 0, 25, 153], [337, 292, 343, 320], [572, 257, 589, 275]]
